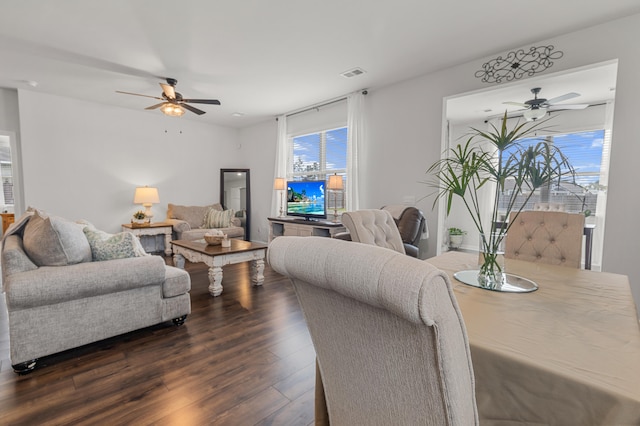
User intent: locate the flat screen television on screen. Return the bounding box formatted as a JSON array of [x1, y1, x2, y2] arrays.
[[286, 180, 327, 220]]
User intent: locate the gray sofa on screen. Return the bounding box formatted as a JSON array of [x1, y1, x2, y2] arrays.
[[165, 203, 244, 241], [1, 211, 191, 374]]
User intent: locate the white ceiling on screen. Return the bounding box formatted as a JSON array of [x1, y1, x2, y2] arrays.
[[0, 0, 638, 128]]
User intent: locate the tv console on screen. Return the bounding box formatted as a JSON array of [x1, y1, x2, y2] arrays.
[[268, 217, 346, 242]]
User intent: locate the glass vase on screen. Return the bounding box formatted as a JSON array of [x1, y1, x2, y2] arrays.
[[477, 232, 506, 289]]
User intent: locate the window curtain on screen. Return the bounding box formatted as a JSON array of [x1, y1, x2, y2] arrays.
[[346, 91, 365, 211], [271, 114, 288, 217], [591, 101, 614, 270]]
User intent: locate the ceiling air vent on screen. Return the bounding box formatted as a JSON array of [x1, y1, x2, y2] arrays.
[[340, 67, 366, 78]]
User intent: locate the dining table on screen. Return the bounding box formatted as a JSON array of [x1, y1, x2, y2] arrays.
[[426, 251, 640, 425]]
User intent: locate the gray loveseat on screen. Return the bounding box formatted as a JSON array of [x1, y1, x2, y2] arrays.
[[1, 211, 191, 374], [165, 203, 245, 241]]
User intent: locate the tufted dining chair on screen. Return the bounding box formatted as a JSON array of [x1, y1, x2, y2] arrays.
[[267, 236, 479, 425], [505, 210, 585, 268], [340, 209, 405, 254]]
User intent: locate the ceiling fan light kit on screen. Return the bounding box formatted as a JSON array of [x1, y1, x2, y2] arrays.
[[116, 78, 220, 117], [523, 108, 546, 121], [160, 103, 185, 117]]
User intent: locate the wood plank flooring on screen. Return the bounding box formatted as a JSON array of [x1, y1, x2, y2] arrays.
[[0, 258, 316, 425]]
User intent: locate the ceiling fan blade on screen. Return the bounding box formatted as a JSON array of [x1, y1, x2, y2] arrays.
[[160, 83, 176, 100], [181, 103, 206, 115], [182, 98, 221, 105], [145, 102, 167, 110], [547, 104, 589, 110], [503, 101, 528, 108], [115, 90, 163, 100], [546, 92, 580, 105]]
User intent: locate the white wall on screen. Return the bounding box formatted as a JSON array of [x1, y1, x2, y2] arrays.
[[240, 13, 640, 313], [238, 118, 278, 243], [17, 90, 241, 233]]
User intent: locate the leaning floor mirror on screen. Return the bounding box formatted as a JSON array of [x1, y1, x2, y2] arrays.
[[220, 168, 251, 241]]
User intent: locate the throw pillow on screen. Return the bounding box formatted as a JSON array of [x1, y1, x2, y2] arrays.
[[83, 227, 149, 261], [203, 208, 235, 228], [22, 210, 93, 267]]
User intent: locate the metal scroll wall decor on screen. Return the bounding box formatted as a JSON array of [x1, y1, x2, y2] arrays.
[[475, 45, 563, 83]]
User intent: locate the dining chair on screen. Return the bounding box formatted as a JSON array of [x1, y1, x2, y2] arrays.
[[267, 236, 479, 425], [340, 209, 406, 254], [505, 210, 585, 268]]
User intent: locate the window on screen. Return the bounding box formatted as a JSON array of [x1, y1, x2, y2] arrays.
[[288, 126, 347, 213], [498, 130, 607, 214], [1, 162, 13, 205]]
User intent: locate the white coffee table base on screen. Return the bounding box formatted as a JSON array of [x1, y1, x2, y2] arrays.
[[172, 246, 266, 297]]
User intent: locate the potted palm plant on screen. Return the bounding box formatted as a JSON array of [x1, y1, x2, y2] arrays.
[[427, 112, 574, 289]]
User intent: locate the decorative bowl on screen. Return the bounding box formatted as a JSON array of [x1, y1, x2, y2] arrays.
[[204, 235, 225, 245]]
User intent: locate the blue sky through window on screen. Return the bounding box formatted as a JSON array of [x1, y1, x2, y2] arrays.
[[292, 127, 347, 173], [503, 130, 605, 186]]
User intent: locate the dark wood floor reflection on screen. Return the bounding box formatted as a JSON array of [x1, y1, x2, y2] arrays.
[[0, 259, 316, 425]]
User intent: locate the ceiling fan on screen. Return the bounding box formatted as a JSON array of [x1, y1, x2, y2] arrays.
[[116, 78, 220, 116], [503, 87, 589, 121]]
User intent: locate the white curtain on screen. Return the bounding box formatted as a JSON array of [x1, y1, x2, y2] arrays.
[[271, 115, 288, 217], [591, 101, 614, 270], [347, 92, 365, 211]]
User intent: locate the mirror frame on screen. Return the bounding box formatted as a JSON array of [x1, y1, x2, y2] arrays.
[[220, 168, 251, 241]]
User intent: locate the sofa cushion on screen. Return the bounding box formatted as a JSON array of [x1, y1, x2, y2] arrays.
[[203, 208, 235, 228], [83, 227, 149, 261], [168, 203, 222, 229], [22, 211, 92, 267]]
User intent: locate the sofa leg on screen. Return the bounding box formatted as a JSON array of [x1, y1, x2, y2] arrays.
[[12, 359, 37, 375], [172, 315, 188, 326]]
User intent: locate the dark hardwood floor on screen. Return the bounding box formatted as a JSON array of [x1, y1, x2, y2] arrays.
[[0, 258, 316, 425]]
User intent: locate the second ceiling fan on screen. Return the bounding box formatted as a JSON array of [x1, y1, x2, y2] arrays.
[[503, 87, 589, 121]]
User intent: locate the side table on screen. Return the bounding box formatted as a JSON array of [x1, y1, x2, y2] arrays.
[[122, 222, 173, 256]]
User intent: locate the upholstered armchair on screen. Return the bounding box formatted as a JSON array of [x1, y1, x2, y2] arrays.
[[505, 210, 585, 268], [267, 236, 478, 425]]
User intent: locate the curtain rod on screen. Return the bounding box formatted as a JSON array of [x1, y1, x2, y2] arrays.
[[277, 89, 368, 120]]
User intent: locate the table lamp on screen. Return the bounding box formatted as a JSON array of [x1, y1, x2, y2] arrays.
[[327, 173, 343, 222], [134, 186, 160, 222], [274, 178, 286, 218]]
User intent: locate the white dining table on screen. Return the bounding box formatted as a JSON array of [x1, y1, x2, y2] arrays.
[[426, 251, 640, 425]]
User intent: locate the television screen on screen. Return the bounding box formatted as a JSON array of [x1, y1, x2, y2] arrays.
[[286, 180, 327, 220]]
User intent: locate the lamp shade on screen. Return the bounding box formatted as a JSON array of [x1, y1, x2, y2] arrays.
[[273, 177, 286, 191], [327, 174, 343, 190], [134, 186, 160, 205]]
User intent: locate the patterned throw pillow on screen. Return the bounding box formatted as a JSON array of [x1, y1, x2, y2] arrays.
[[83, 227, 149, 261], [203, 208, 235, 228]]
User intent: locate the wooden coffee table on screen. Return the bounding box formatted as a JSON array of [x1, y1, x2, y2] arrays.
[[171, 239, 267, 297]]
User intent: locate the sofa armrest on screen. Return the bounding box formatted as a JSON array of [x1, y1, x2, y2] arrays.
[[334, 231, 352, 241], [230, 217, 241, 227], [5, 255, 167, 310], [165, 218, 191, 239]]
